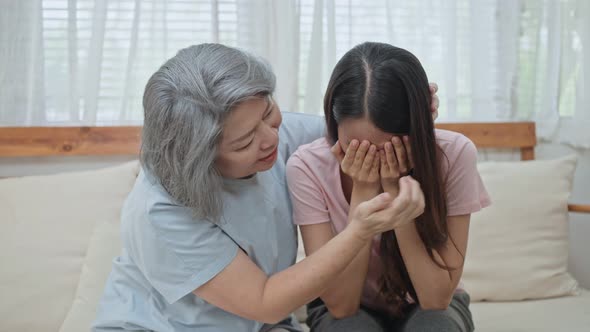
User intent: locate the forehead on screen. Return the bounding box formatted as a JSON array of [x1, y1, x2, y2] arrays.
[[338, 117, 393, 147], [221, 97, 268, 140]]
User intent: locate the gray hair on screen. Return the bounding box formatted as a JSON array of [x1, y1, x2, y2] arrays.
[[140, 43, 276, 221]]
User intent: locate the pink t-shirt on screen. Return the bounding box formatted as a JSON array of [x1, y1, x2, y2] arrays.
[[286, 129, 491, 313]]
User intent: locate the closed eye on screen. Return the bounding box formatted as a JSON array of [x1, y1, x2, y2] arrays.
[[235, 99, 274, 151], [264, 106, 274, 119], [236, 139, 254, 151]]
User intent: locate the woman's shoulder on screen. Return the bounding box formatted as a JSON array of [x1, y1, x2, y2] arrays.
[[123, 169, 194, 225], [278, 112, 326, 159], [435, 129, 477, 158], [286, 137, 337, 179], [435, 130, 490, 214], [435, 129, 479, 178], [288, 137, 334, 165]]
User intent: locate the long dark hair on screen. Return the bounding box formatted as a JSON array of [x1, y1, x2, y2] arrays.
[[324, 42, 449, 316]]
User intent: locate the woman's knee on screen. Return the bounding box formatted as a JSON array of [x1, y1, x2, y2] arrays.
[[308, 309, 386, 332], [402, 309, 467, 332]]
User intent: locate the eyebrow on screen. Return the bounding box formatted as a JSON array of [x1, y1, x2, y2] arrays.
[[230, 98, 273, 145]]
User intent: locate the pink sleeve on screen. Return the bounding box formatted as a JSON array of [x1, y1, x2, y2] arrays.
[[286, 154, 332, 225], [445, 139, 491, 216]]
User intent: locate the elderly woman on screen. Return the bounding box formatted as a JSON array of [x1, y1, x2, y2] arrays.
[[92, 43, 438, 332]]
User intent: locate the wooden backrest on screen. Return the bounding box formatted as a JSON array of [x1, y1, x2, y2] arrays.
[[435, 122, 536, 161], [1, 121, 588, 213], [0, 122, 536, 159], [0, 126, 142, 157]]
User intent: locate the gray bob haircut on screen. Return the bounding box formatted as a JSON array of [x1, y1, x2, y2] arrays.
[[140, 43, 276, 221]]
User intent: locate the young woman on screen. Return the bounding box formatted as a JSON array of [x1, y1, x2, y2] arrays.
[[286, 42, 490, 331], [92, 43, 440, 332]]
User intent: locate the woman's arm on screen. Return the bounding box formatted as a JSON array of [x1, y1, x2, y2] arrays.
[[395, 214, 470, 310], [194, 220, 368, 323], [193, 190, 406, 324], [299, 185, 377, 319], [297, 140, 380, 318]]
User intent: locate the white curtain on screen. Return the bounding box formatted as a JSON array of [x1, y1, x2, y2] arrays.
[[299, 0, 502, 120], [508, 0, 590, 148], [0, 0, 45, 125], [299, 0, 590, 148], [0, 0, 588, 147], [0, 0, 299, 125]]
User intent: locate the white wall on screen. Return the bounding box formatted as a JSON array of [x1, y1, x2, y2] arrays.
[[1, 145, 589, 289]]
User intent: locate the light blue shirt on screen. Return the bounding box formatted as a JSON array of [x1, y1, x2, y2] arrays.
[[93, 113, 325, 332]]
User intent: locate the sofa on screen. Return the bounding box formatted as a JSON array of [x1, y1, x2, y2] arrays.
[[1, 122, 589, 331]]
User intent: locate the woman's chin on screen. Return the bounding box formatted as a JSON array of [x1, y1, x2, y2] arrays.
[[256, 162, 276, 173]]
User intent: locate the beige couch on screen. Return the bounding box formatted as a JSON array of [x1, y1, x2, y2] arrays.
[[1, 156, 589, 332]]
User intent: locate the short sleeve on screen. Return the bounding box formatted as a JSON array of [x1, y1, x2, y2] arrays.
[[445, 139, 491, 216], [279, 112, 325, 160], [286, 154, 332, 225], [134, 201, 238, 304]]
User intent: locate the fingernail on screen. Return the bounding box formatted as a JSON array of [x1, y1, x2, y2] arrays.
[[369, 145, 376, 152], [393, 137, 401, 144], [351, 140, 358, 147], [403, 136, 409, 142]]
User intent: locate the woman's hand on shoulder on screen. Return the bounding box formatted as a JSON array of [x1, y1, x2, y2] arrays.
[[430, 82, 439, 121]]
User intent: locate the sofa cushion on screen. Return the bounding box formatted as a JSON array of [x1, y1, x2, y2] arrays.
[[471, 289, 590, 331], [59, 216, 122, 332], [463, 155, 579, 301], [0, 161, 139, 332]]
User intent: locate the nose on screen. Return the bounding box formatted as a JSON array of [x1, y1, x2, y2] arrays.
[[259, 122, 279, 151]]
